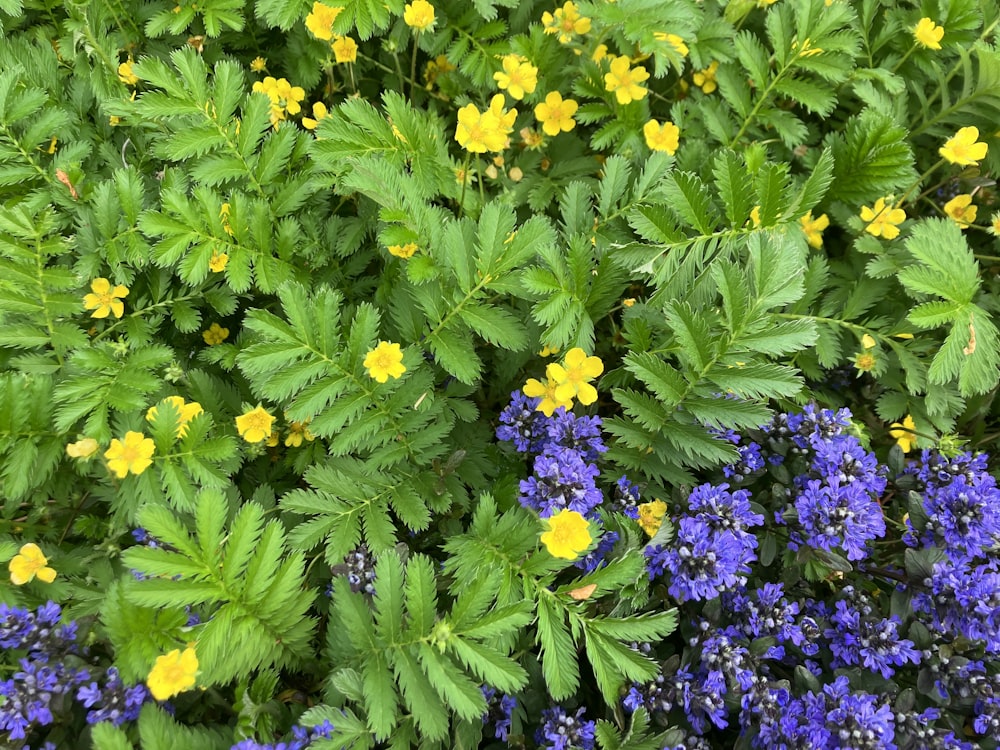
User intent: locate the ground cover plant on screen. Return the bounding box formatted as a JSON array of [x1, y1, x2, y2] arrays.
[[3, 0, 1000, 747]]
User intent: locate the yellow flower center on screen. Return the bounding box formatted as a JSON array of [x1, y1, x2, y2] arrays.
[[243, 411, 269, 430]]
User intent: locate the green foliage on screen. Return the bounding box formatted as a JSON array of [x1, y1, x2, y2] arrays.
[[121, 489, 316, 685], [899, 219, 999, 397], [326, 537, 532, 743], [3, 0, 1000, 746]]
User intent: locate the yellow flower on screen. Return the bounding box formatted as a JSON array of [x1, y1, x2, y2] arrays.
[[523, 377, 573, 416], [250, 56, 268, 72], [654, 32, 688, 56], [305, 2, 342, 40], [860, 197, 906, 240], [236, 405, 276, 443], [861, 333, 876, 349], [118, 59, 139, 86], [9, 543, 57, 585], [990, 211, 1000, 236], [83, 278, 129, 319], [889, 414, 916, 453], [493, 55, 538, 100], [209, 251, 228, 272], [622, 297, 636, 307], [538, 344, 560, 357], [388, 243, 418, 258], [799, 211, 830, 249], [749, 206, 761, 227], [332, 35, 358, 64], [643, 120, 680, 154], [541, 1, 591, 44], [203, 322, 229, 345], [604, 56, 649, 105], [520, 126, 544, 149], [147, 646, 199, 701], [364, 341, 406, 382], [109, 115, 121, 126], [66, 437, 99, 459], [302, 101, 328, 130], [592, 44, 609, 63], [104, 431, 156, 478], [403, 0, 435, 30], [146, 396, 204, 438], [637, 499, 668, 537], [546, 347, 604, 405], [540, 509, 592, 560], [913, 18, 944, 50], [940, 126, 988, 166], [455, 95, 516, 153], [266, 430, 280, 447], [854, 350, 876, 372], [692, 60, 719, 94], [534, 91, 578, 136], [252, 76, 306, 127], [944, 194, 977, 228], [284, 415, 315, 447]]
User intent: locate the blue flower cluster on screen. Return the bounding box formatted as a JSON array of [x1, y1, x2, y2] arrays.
[[823, 586, 919, 679], [0, 601, 149, 741], [777, 415, 887, 562], [903, 450, 1000, 653], [77, 667, 148, 726], [499, 391, 624, 571], [620, 405, 1000, 747], [535, 705, 595, 750], [230, 720, 334, 750], [644, 483, 763, 602], [480, 686, 516, 741]]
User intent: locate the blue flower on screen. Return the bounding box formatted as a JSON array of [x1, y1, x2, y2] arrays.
[[518, 448, 602, 518], [496, 391, 547, 453], [612, 476, 641, 519], [536, 705, 595, 750], [544, 409, 607, 462], [76, 667, 148, 726], [0, 658, 89, 740], [661, 518, 755, 602], [573, 528, 618, 573], [481, 686, 516, 741], [793, 478, 886, 561], [824, 590, 920, 679]]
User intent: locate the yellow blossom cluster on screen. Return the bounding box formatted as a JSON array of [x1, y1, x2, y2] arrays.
[[455, 94, 517, 153], [252, 76, 305, 128], [523, 348, 604, 416], [542, 1, 591, 44]]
